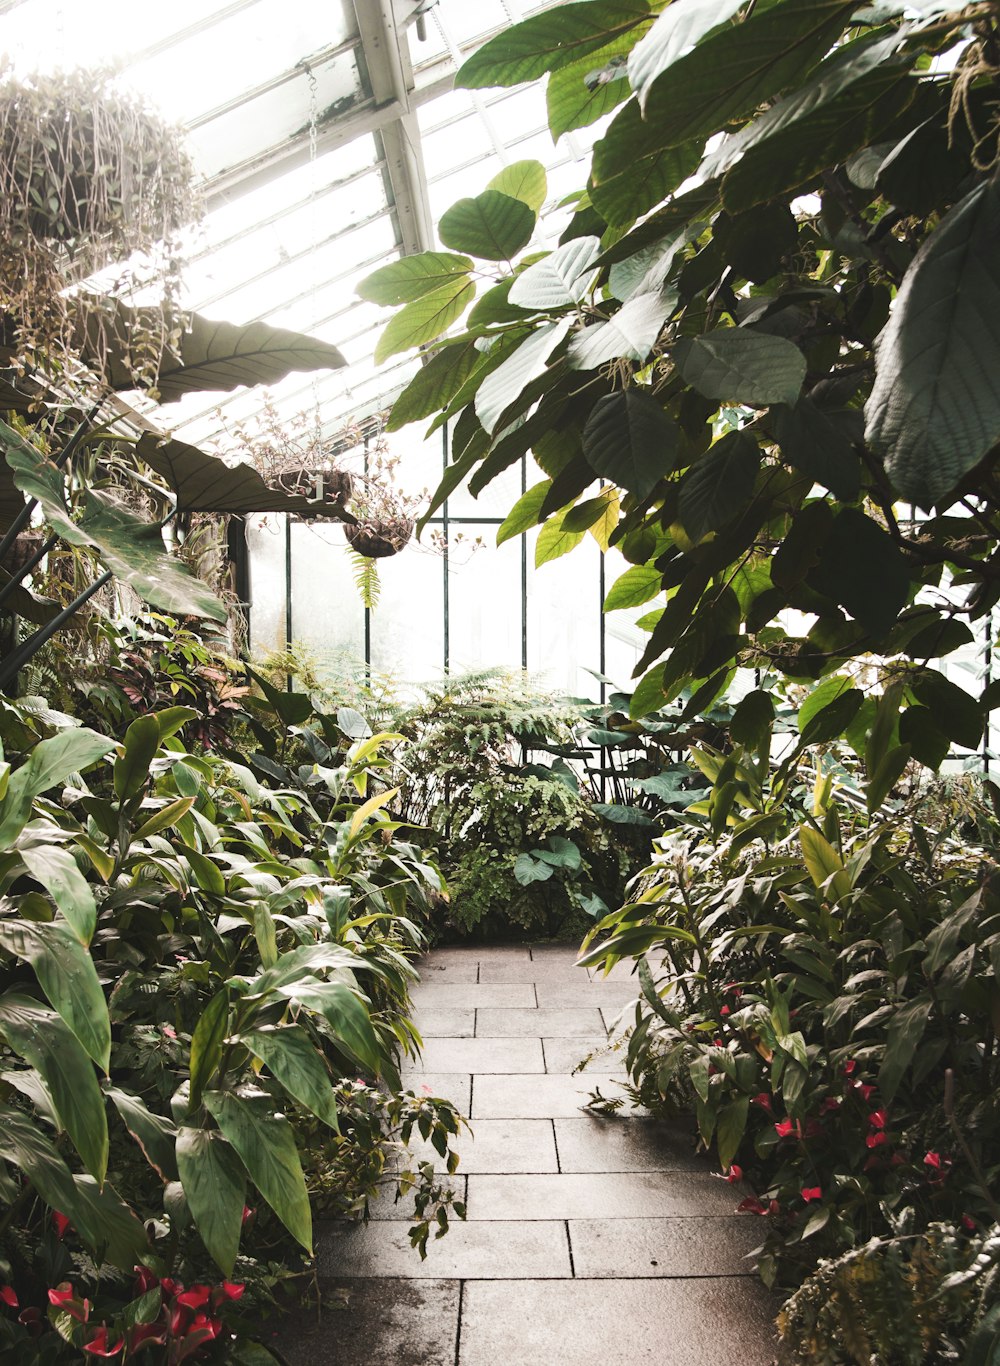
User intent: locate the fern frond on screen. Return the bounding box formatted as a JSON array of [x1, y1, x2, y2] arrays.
[[350, 551, 381, 610]]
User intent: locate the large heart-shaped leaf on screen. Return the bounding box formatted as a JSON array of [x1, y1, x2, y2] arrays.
[[583, 389, 678, 499], [866, 177, 1000, 506], [675, 329, 806, 407], [487, 160, 548, 214], [439, 190, 536, 261], [677, 430, 760, 543]]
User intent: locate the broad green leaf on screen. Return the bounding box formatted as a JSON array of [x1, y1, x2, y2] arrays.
[[592, 802, 655, 826], [629, 663, 668, 719], [514, 853, 554, 885], [546, 36, 635, 139], [0, 993, 108, 1181], [189, 990, 229, 1110], [243, 1025, 339, 1130], [608, 223, 700, 304], [797, 676, 853, 734], [716, 1096, 749, 1171], [133, 795, 197, 841], [0, 725, 114, 848], [807, 508, 909, 637], [0, 1101, 79, 1214], [458, 1, 653, 88], [386, 341, 482, 432], [591, 98, 704, 226], [357, 252, 474, 306], [559, 489, 620, 550], [205, 1090, 312, 1253], [605, 564, 662, 611], [631, 0, 858, 142], [677, 430, 760, 543], [279, 979, 386, 1079], [867, 742, 912, 812], [583, 389, 678, 499], [487, 160, 548, 214], [731, 690, 774, 746], [176, 1126, 246, 1275], [910, 670, 983, 750], [438, 190, 535, 261], [536, 514, 586, 567], [569, 291, 674, 370], [497, 480, 552, 546], [878, 994, 932, 1100], [508, 236, 601, 309], [799, 826, 851, 902], [866, 177, 1000, 506], [374, 276, 475, 365], [475, 318, 573, 434], [114, 713, 161, 801], [0, 919, 109, 1070], [105, 1086, 178, 1182], [675, 330, 806, 408], [348, 787, 398, 839], [178, 844, 227, 896], [18, 839, 96, 944], [772, 399, 861, 501], [898, 706, 950, 770]]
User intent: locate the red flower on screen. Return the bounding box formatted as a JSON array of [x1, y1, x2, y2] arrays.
[[768, 1199, 781, 1215], [128, 1323, 166, 1350], [856, 1083, 876, 1102], [51, 1211, 71, 1239], [0, 1286, 16, 1309], [820, 1096, 841, 1115], [216, 1282, 245, 1302], [720, 1005, 730, 1017], [17, 1307, 43, 1337], [133, 1266, 159, 1296], [190, 1313, 222, 1341], [924, 1151, 943, 1170], [801, 1186, 822, 1202], [159, 1278, 181, 1299], [865, 1130, 888, 1149], [736, 1197, 767, 1215], [175, 1285, 211, 1310], [82, 1326, 124, 1357], [241, 1205, 256, 1226], [775, 1118, 796, 1138], [867, 1109, 887, 1130], [751, 1093, 773, 1114], [725, 1165, 743, 1183], [843, 1060, 857, 1076], [48, 1285, 89, 1322], [962, 1215, 977, 1232]]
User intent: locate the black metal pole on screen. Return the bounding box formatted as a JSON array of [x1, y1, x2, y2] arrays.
[[0, 569, 113, 692]]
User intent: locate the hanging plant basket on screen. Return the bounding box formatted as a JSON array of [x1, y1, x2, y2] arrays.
[[271, 463, 353, 507], [344, 515, 414, 559]]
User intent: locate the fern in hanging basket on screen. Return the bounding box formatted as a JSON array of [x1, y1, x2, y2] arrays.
[[0, 63, 198, 384]]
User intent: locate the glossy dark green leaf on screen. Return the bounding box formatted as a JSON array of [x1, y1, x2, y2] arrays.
[[897, 706, 950, 771], [386, 341, 483, 432], [205, 1090, 312, 1253], [18, 839, 96, 945], [583, 389, 678, 499], [910, 670, 983, 750], [114, 714, 160, 801], [243, 1025, 339, 1130], [677, 430, 760, 543], [189, 990, 229, 1111], [878, 994, 931, 1100], [866, 178, 1000, 506], [438, 190, 536, 262], [357, 252, 474, 306], [675, 330, 806, 408], [458, 1, 653, 88], [0, 992, 108, 1182], [591, 98, 704, 225], [772, 399, 861, 501], [0, 726, 114, 849], [807, 508, 909, 636], [0, 919, 109, 1070], [176, 1126, 246, 1275], [105, 1086, 179, 1182], [730, 689, 775, 746], [278, 979, 386, 1080]]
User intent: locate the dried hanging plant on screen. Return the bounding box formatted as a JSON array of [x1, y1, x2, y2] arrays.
[[0, 63, 199, 386]]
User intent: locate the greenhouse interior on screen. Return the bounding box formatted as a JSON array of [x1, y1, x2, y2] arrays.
[[0, 0, 997, 1361]]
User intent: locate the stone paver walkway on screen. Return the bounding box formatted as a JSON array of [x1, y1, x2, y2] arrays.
[[280, 944, 778, 1365]]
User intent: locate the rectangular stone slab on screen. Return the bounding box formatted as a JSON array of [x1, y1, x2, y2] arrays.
[[399, 1072, 471, 1114], [541, 1038, 619, 1074], [535, 981, 640, 1008], [406, 1036, 545, 1074], [275, 1278, 459, 1366], [465, 1171, 741, 1220], [568, 1216, 761, 1278], [458, 1278, 778, 1365], [415, 1007, 476, 1037], [409, 983, 537, 1008], [477, 962, 593, 984], [475, 1007, 606, 1037], [405, 1118, 559, 1174], [317, 1217, 572, 1279], [471, 1072, 629, 1119], [553, 1117, 704, 1173]]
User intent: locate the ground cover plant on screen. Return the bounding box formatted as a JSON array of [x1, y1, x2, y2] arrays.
[[363, 0, 1000, 1357], [0, 670, 464, 1363]]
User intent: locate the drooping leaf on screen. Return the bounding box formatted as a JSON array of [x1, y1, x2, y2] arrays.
[[800, 826, 851, 901], [204, 1090, 312, 1253], [604, 563, 662, 611], [536, 514, 587, 567], [910, 669, 983, 750], [386, 341, 483, 432], [627, 0, 749, 111], [772, 399, 861, 500], [878, 994, 932, 1101], [0, 920, 110, 1071], [569, 291, 675, 370], [590, 98, 704, 226], [18, 838, 96, 945], [629, 663, 668, 719], [497, 480, 552, 546], [458, 1, 654, 88], [0, 993, 108, 1182], [730, 690, 775, 746], [674, 330, 806, 407], [278, 979, 386, 1081], [867, 742, 912, 812], [189, 990, 229, 1111], [677, 430, 760, 543], [114, 714, 161, 802], [508, 236, 601, 309], [546, 36, 636, 139], [866, 177, 1000, 506], [487, 160, 548, 214], [243, 1026, 339, 1131], [374, 276, 476, 365], [357, 252, 474, 306], [582, 389, 678, 499], [475, 318, 573, 434], [105, 1087, 178, 1182], [0, 725, 114, 847], [807, 508, 910, 637], [176, 1127, 246, 1276], [438, 190, 536, 262]]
